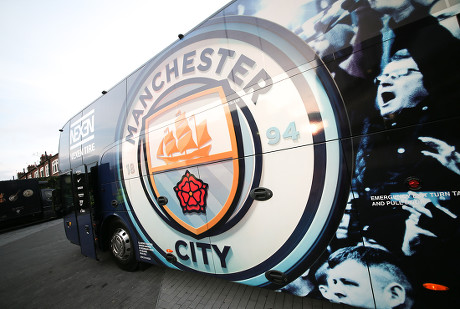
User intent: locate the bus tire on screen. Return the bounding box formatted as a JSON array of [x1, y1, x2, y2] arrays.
[[109, 221, 138, 271]]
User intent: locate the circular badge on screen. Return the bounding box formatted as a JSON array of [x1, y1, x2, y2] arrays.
[[23, 189, 34, 198], [117, 16, 350, 286]]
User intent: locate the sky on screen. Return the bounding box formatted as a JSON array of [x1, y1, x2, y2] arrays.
[[0, 0, 230, 180]]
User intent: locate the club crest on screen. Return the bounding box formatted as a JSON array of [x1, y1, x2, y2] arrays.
[[118, 16, 347, 281], [138, 84, 246, 237]]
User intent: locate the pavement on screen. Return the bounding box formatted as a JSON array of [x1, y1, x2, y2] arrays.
[[0, 219, 354, 309]]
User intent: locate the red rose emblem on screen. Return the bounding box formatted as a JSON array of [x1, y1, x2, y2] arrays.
[[174, 170, 208, 214]]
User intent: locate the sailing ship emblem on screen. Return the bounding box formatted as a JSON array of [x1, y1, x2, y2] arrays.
[[157, 111, 212, 164]]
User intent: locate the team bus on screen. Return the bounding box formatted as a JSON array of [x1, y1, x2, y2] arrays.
[[0, 178, 58, 229], [57, 1, 460, 308]]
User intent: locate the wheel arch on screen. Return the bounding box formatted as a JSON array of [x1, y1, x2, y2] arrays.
[[100, 214, 132, 251]]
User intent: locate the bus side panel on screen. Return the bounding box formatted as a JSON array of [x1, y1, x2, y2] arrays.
[[58, 121, 71, 176], [80, 80, 127, 167], [58, 1, 460, 308], [350, 117, 460, 307], [207, 139, 351, 282], [0, 179, 42, 225]]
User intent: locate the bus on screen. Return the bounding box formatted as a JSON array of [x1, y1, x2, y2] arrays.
[[57, 1, 460, 308], [0, 178, 59, 229]]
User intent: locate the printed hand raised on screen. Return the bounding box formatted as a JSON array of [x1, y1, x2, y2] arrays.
[[401, 191, 457, 256], [419, 136, 460, 175]]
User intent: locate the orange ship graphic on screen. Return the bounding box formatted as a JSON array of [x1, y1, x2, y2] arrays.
[[156, 111, 212, 164]]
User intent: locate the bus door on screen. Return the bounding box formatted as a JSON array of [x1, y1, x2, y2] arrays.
[[61, 171, 80, 245], [73, 164, 98, 260]]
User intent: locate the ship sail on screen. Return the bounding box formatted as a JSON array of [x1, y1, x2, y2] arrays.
[[156, 110, 212, 163], [157, 129, 179, 157], [178, 130, 197, 153], [164, 130, 179, 155], [196, 120, 211, 147], [175, 112, 190, 138], [176, 112, 197, 153], [157, 140, 164, 157]]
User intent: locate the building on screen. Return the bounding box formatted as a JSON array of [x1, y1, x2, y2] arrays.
[[17, 152, 59, 180]]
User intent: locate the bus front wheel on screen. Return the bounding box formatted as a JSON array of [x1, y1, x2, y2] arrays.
[[109, 221, 138, 271]]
